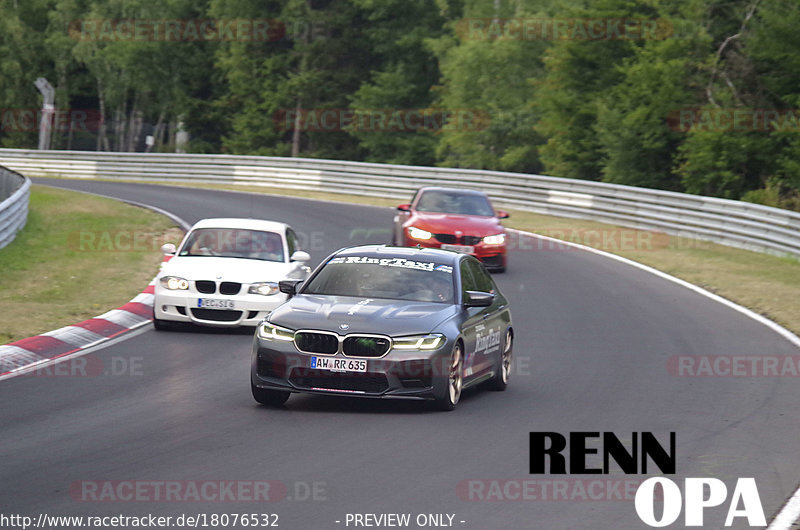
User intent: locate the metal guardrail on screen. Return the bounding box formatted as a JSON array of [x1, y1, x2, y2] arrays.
[[1, 148, 799, 258], [0, 164, 30, 250]]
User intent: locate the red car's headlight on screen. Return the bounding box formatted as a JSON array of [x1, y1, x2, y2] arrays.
[[483, 233, 506, 245], [408, 226, 433, 240]]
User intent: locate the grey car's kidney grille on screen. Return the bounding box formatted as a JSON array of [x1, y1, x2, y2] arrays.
[[294, 332, 338, 355], [343, 336, 391, 358]]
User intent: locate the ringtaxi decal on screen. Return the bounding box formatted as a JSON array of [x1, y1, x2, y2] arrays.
[[528, 432, 767, 527], [328, 256, 453, 273], [474, 325, 501, 355]]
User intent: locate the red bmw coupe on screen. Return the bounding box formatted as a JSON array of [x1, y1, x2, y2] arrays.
[[392, 187, 509, 272]]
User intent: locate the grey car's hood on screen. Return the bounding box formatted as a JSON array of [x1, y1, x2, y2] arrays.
[[269, 294, 458, 336]]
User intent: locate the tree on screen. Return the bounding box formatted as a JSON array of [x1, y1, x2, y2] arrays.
[[347, 0, 447, 166], [0, 0, 57, 148], [534, 0, 659, 180], [595, 5, 710, 190], [426, 0, 545, 172]]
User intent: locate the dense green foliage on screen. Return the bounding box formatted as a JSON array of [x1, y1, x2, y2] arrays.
[[1, 0, 799, 206]]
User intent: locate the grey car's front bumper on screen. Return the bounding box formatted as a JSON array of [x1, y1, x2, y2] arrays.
[[251, 337, 455, 400]]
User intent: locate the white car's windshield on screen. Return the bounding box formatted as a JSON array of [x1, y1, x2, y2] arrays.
[[303, 256, 455, 303], [179, 228, 285, 262]]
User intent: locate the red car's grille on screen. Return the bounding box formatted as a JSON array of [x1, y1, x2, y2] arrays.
[[434, 233, 482, 245], [434, 233, 457, 244]]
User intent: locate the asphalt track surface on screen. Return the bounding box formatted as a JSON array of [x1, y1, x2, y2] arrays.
[[1, 178, 799, 529]]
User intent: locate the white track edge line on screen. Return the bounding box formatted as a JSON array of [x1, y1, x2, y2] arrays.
[[508, 229, 800, 350], [768, 489, 800, 529]]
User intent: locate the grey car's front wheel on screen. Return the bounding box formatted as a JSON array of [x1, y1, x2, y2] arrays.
[[251, 383, 290, 406], [435, 343, 463, 411]]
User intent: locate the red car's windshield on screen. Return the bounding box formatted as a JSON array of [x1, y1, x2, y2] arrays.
[[415, 190, 495, 216]]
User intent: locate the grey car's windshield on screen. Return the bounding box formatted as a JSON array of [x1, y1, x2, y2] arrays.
[[303, 256, 455, 303], [415, 190, 495, 216], [178, 228, 285, 262]]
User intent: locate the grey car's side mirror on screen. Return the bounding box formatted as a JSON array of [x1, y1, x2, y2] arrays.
[[279, 279, 304, 296], [463, 290, 494, 307]]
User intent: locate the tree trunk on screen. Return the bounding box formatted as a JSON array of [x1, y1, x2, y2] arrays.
[[96, 78, 109, 152], [291, 98, 302, 157], [126, 95, 143, 152], [148, 109, 166, 153]]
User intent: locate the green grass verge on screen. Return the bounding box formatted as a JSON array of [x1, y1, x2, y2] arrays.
[[28, 176, 800, 339], [0, 185, 182, 344]]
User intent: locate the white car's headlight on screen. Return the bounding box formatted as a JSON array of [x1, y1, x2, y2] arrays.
[[407, 226, 432, 240], [392, 334, 445, 350], [159, 276, 189, 290], [257, 322, 295, 341], [483, 233, 506, 245], [248, 282, 279, 296]]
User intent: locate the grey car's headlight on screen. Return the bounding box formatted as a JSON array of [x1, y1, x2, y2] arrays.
[[159, 276, 189, 290], [392, 334, 445, 350], [483, 233, 506, 245], [257, 322, 295, 341], [248, 282, 279, 296], [407, 226, 432, 240]]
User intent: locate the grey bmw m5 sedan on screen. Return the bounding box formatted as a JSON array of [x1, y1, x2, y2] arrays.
[[250, 245, 513, 410]]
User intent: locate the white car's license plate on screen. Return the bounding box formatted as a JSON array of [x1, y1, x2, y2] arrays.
[[311, 356, 367, 373], [441, 243, 475, 254], [197, 298, 235, 309]]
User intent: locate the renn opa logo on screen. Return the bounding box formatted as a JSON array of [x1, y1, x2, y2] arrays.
[[529, 432, 766, 527]]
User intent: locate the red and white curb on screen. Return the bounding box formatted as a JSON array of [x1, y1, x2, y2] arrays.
[[0, 252, 176, 379], [0, 183, 189, 380], [0, 282, 156, 378]]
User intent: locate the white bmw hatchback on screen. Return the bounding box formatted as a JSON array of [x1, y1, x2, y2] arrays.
[[153, 218, 311, 329]]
